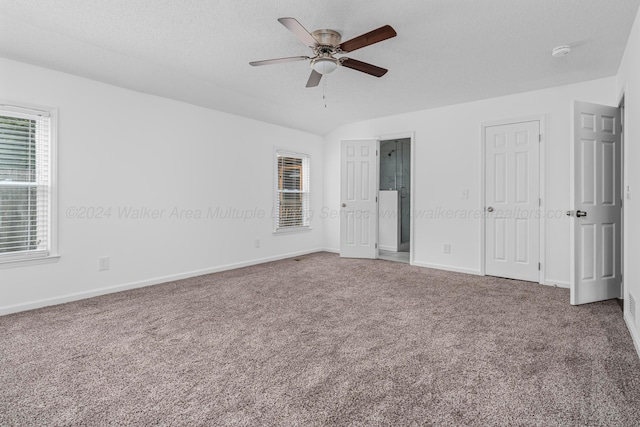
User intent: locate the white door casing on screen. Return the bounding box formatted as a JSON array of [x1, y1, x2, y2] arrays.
[[340, 140, 379, 258], [571, 101, 621, 305], [485, 121, 540, 282]]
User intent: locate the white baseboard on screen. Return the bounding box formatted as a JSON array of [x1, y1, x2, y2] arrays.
[[542, 279, 570, 289], [0, 248, 326, 316], [379, 245, 398, 252], [411, 261, 482, 276], [323, 247, 340, 254], [624, 312, 640, 361]]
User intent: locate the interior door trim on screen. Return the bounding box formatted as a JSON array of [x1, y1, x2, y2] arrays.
[[616, 88, 627, 312], [480, 115, 546, 284]]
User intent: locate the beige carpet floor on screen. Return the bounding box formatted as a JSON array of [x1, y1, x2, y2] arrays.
[[1, 252, 640, 426]]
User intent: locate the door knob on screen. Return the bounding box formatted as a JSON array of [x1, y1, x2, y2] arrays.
[[487, 206, 494, 212], [342, 203, 347, 208], [576, 210, 587, 218]]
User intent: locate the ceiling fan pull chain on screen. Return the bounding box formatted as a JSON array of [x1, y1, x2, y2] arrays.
[[323, 77, 327, 108]]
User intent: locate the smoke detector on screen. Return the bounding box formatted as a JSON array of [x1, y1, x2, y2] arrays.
[[552, 45, 571, 58]]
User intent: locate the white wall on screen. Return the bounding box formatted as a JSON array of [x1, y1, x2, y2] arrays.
[[617, 5, 640, 355], [323, 77, 617, 284], [0, 58, 324, 315]]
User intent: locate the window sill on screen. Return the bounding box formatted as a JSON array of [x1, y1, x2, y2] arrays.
[[273, 226, 312, 235], [0, 255, 60, 269]]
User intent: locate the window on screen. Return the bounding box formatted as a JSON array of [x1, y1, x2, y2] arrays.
[[275, 151, 310, 231], [0, 104, 56, 265]]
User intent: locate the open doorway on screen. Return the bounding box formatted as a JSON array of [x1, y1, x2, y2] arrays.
[[378, 138, 411, 263]]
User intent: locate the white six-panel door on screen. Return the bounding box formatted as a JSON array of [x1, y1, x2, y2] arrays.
[[340, 140, 379, 258], [571, 102, 621, 305], [485, 121, 540, 282]]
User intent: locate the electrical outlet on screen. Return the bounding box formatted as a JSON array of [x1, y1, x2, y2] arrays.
[[443, 244, 451, 254], [627, 185, 631, 200], [98, 257, 110, 271], [255, 239, 260, 248]]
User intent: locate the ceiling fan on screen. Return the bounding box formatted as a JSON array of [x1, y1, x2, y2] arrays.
[[250, 17, 397, 87]]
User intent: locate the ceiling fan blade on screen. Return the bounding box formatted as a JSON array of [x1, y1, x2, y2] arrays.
[[249, 56, 309, 66], [339, 25, 397, 53], [340, 58, 388, 77], [306, 70, 322, 87], [278, 17, 319, 48]]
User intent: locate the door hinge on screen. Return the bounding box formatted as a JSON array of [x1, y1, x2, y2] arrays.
[[376, 196, 378, 202], [539, 134, 543, 143], [538, 262, 542, 270], [375, 243, 378, 249], [539, 198, 542, 207]]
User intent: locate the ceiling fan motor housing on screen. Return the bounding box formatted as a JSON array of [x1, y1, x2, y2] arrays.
[[311, 29, 342, 49]]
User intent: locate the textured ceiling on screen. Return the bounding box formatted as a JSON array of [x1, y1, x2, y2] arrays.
[[0, 0, 639, 135]]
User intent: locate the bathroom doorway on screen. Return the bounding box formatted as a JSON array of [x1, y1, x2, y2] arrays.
[[379, 138, 411, 264]]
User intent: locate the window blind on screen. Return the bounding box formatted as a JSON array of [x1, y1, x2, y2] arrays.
[[0, 109, 51, 260], [275, 152, 310, 229]]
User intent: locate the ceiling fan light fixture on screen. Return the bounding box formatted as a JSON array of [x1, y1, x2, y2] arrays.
[[311, 57, 338, 74]]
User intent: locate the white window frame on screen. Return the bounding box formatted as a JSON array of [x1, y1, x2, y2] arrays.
[[274, 149, 311, 233], [0, 101, 58, 268]]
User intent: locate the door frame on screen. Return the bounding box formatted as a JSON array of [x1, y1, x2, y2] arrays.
[[618, 90, 627, 306], [480, 115, 546, 284], [378, 131, 416, 265]]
